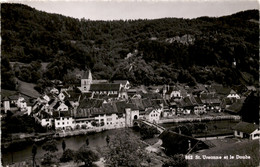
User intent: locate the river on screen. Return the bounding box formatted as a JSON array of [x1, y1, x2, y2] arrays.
[[2, 128, 139, 165]]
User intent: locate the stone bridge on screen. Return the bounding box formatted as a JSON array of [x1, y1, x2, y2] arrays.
[[133, 119, 165, 134]]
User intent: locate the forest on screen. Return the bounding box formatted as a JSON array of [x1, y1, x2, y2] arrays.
[[1, 3, 259, 91]]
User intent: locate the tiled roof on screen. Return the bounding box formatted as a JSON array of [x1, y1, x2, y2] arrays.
[[53, 110, 72, 118], [232, 122, 259, 134], [229, 89, 237, 94], [90, 84, 120, 91], [142, 98, 153, 108], [159, 130, 209, 154], [130, 98, 145, 110], [141, 92, 162, 99], [78, 99, 104, 108], [112, 80, 128, 85], [9, 95, 20, 100], [66, 91, 81, 101], [194, 97, 203, 105], [102, 103, 115, 114], [3, 96, 10, 101], [212, 85, 231, 95], [114, 101, 128, 113]]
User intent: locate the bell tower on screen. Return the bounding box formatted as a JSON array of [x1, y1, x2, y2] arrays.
[[81, 70, 92, 93]]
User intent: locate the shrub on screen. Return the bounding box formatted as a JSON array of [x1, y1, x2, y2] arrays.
[[60, 149, 74, 162]]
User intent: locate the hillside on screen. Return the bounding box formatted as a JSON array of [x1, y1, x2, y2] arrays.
[[1, 3, 259, 91]]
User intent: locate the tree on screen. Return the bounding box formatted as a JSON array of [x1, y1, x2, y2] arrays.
[[42, 140, 58, 153], [62, 140, 66, 152], [75, 144, 99, 167], [60, 149, 74, 162], [162, 154, 188, 167], [86, 138, 89, 146], [139, 123, 159, 139], [32, 144, 37, 167], [42, 139, 58, 165], [105, 129, 149, 167], [105, 135, 110, 146]]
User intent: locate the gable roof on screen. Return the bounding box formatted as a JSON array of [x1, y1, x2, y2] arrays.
[[130, 98, 145, 110], [229, 89, 238, 95], [225, 99, 244, 113], [90, 84, 120, 91], [112, 80, 129, 85], [81, 70, 91, 79], [232, 122, 259, 134], [159, 130, 209, 154], [78, 99, 104, 109]]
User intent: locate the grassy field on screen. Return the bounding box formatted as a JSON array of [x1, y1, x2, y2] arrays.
[[17, 79, 41, 98], [188, 139, 259, 167]]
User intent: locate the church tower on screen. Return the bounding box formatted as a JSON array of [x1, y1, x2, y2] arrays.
[[80, 70, 92, 93]]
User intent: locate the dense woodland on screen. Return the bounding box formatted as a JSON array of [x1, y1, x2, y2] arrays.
[[1, 3, 259, 91]]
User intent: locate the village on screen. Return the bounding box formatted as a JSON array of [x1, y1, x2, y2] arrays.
[[1, 70, 259, 141]]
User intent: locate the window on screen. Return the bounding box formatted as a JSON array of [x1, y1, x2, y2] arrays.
[[46, 119, 49, 121], [237, 131, 240, 135], [58, 123, 60, 125], [63, 122, 64, 125], [67, 122, 69, 124]]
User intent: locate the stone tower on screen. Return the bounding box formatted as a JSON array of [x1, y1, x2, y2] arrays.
[[80, 70, 92, 93]]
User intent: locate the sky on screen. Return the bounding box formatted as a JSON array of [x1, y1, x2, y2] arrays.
[[4, 0, 259, 20]]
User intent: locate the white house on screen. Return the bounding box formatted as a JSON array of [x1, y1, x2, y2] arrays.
[[194, 105, 206, 115], [2, 97, 10, 113], [233, 121, 260, 140], [58, 92, 66, 101], [17, 97, 26, 108], [42, 94, 51, 102], [170, 87, 181, 98], [41, 118, 54, 127], [227, 89, 240, 99], [50, 88, 59, 95], [54, 102, 69, 111], [144, 108, 161, 124], [54, 117, 75, 130]]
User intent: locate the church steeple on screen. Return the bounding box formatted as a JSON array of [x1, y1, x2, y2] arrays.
[[80, 70, 92, 93], [88, 70, 92, 81]]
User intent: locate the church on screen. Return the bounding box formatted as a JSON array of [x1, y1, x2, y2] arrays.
[[78, 70, 129, 99]]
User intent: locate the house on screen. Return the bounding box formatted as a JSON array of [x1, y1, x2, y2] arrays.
[[54, 116, 75, 130], [50, 88, 59, 95], [90, 83, 121, 98], [177, 96, 197, 115], [159, 130, 209, 155], [58, 92, 68, 101], [232, 122, 260, 140], [227, 89, 240, 99], [224, 98, 245, 115], [2, 97, 10, 113], [200, 93, 221, 112], [112, 80, 131, 90], [193, 97, 206, 115], [53, 102, 69, 111], [163, 85, 182, 100], [144, 108, 161, 123], [127, 89, 139, 98]]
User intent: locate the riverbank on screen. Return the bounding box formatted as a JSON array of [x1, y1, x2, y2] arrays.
[[159, 114, 240, 124], [1, 127, 122, 153]]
